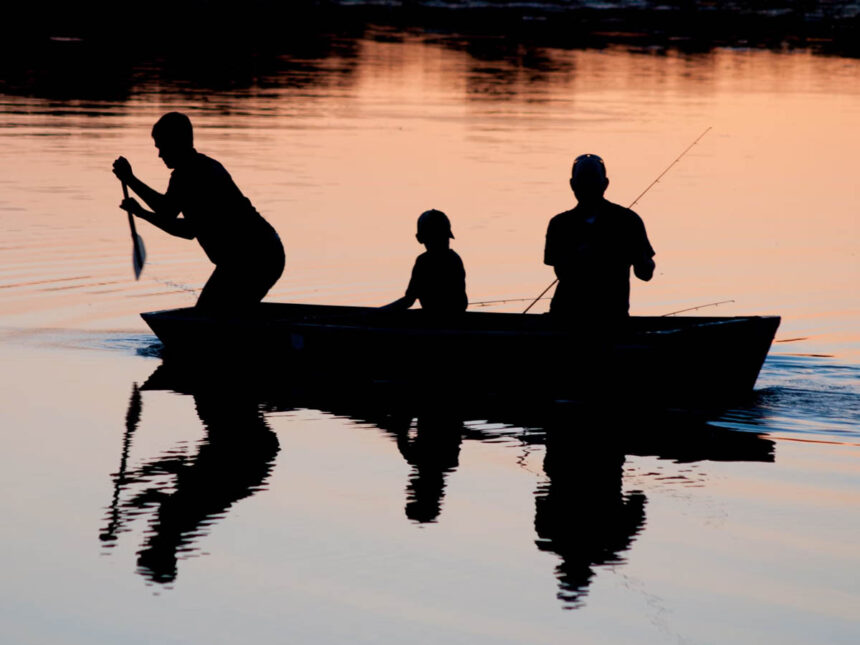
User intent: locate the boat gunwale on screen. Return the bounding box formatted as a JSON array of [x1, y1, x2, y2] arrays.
[[141, 303, 781, 336], [140, 308, 781, 357]]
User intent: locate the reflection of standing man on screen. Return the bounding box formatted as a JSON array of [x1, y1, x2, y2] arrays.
[[544, 154, 655, 320], [136, 385, 280, 584], [112, 112, 284, 312]]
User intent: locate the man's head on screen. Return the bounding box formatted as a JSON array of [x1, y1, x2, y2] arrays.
[[152, 112, 194, 168], [570, 154, 609, 204], [416, 209, 454, 246]]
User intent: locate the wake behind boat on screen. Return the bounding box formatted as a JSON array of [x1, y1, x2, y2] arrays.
[[141, 303, 780, 408]]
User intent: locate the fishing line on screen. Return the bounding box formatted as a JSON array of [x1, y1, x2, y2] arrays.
[[133, 266, 199, 297], [661, 299, 734, 316], [148, 274, 199, 297], [469, 296, 551, 308]]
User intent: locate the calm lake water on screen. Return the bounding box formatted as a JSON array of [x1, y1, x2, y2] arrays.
[[1, 31, 858, 644]]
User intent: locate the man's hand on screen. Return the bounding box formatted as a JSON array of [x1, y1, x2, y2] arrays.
[[112, 156, 134, 184], [633, 257, 655, 281], [120, 197, 142, 217]]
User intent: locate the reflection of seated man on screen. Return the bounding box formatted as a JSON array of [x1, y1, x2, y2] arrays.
[[534, 417, 646, 607], [382, 209, 468, 313], [113, 112, 285, 312], [544, 155, 655, 321]]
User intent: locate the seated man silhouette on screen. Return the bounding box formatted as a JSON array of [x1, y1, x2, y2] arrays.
[[112, 112, 284, 312], [383, 209, 468, 313], [544, 154, 655, 321]]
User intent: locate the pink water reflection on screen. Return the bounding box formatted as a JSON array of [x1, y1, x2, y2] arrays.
[[0, 39, 857, 357]]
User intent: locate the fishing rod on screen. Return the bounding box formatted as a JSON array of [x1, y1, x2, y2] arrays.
[[473, 294, 731, 315], [469, 296, 551, 308], [661, 299, 734, 317], [522, 126, 712, 314]]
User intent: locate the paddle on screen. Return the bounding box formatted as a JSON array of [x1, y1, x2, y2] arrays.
[[99, 383, 142, 545], [122, 182, 146, 279]]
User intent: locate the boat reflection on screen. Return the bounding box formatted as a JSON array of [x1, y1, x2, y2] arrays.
[[108, 358, 774, 605]]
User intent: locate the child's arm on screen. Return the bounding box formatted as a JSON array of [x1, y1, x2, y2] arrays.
[[380, 295, 416, 311], [380, 256, 421, 310]]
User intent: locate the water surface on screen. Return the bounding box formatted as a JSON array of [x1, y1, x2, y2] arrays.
[[1, 32, 858, 644]]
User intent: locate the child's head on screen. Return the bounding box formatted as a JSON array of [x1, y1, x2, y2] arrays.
[[416, 209, 454, 248]]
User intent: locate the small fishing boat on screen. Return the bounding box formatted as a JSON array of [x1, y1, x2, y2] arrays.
[[141, 303, 780, 407]]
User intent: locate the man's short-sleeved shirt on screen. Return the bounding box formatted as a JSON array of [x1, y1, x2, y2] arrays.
[[165, 151, 279, 267], [405, 249, 468, 313], [544, 200, 654, 318]]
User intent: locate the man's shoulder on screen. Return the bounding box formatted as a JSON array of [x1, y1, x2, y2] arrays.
[[178, 151, 229, 178], [198, 152, 230, 174], [549, 208, 577, 223], [603, 200, 642, 222], [603, 201, 652, 253], [547, 208, 577, 232]]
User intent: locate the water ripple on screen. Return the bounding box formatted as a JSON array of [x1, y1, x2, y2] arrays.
[[713, 354, 860, 441]]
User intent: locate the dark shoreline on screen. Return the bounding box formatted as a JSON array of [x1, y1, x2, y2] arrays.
[[4, 1, 859, 58], [2, 1, 857, 103]]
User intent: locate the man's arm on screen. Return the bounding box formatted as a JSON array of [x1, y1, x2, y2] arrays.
[[545, 218, 574, 282], [120, 199, 195, 239], [543, 218, 558, 268], [630, 211, 655, 281], [113, 156, 178, 216], [125, 175, 175, 216], [114, 156, 192, 239], [633, 255, 655, 281]]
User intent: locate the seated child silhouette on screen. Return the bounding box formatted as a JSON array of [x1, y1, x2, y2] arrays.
[[382, 209, 467, 313]]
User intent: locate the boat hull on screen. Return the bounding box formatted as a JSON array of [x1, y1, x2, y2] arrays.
[[141, 303, 780, 408]]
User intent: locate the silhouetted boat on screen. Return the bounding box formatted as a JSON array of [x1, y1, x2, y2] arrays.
[[141, 303, 780, 406]]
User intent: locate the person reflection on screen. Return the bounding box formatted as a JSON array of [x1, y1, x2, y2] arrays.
[[534, 412, 646, 608], [108, 381, 280, 584], [382, 412, 464, 523]]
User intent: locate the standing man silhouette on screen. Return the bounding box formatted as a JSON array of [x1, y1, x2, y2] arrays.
[[544, 154, 655, 321], [113, 112, 284, 312]]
